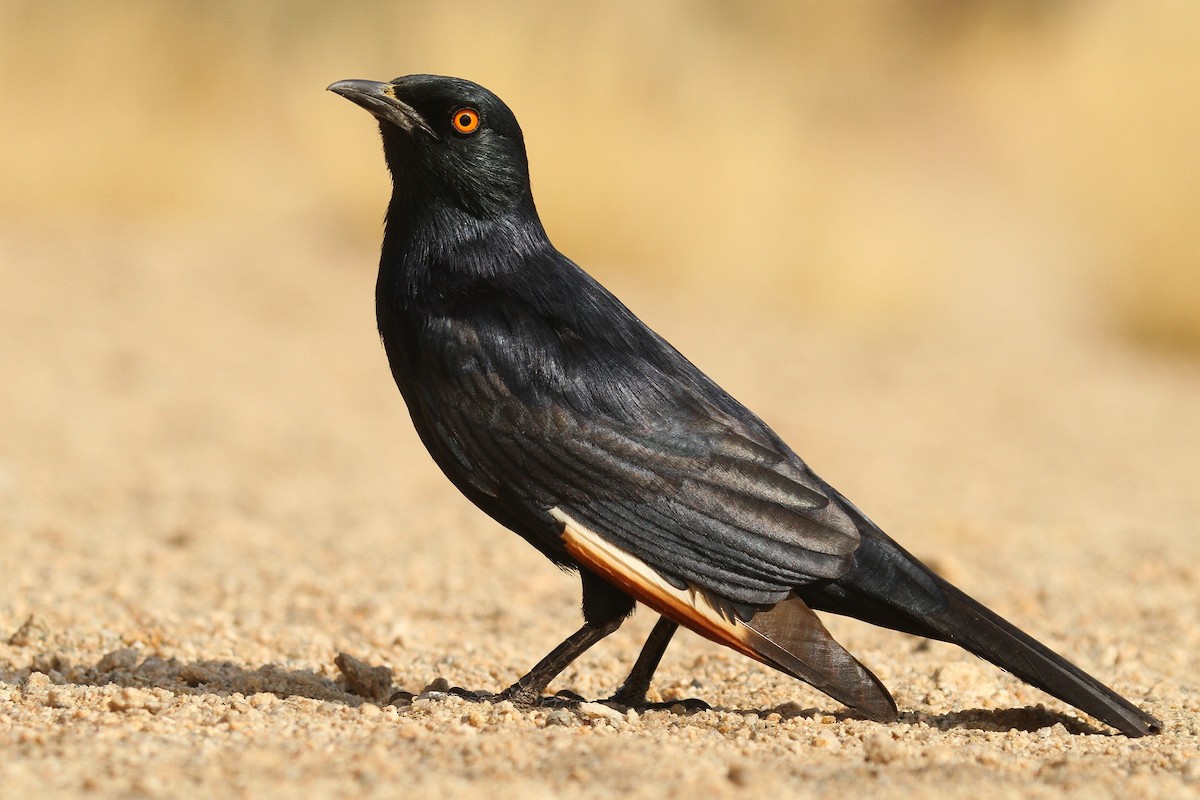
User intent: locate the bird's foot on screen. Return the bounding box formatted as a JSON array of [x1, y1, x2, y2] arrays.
[[492, 684, 586, 708], [394, 683, 643, 710], [386, 685, 493, 705], [603, 692, 710, 713], [538, 689, 586, 708], [605, 685, 648, 708], [444, 686, 496, 703]]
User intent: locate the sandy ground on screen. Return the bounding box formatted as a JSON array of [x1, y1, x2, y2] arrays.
[[1, 225, 1198, 799]]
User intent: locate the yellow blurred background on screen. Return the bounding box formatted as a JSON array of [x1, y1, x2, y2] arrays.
[[2, 1, 1198, 348]]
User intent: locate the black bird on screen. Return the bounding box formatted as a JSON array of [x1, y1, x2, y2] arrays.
[[328, 74, 1161, 737]]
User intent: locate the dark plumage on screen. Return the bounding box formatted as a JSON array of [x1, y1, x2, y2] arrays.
[[328, 74, 1161, 736]]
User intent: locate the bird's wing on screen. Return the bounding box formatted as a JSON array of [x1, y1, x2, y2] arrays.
[[413, 299, 862, 608]]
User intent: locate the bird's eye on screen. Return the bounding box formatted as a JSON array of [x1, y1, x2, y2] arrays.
[[451, 108, 481, 135]]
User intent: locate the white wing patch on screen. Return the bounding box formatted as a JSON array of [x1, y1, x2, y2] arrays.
[[551, 506, 762, 661]]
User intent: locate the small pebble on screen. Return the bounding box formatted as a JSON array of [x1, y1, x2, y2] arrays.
[[578, 702, 624, 724], [773, 701, 808, 718], [23, 672, 51, 693], [414, 691, 446, 703], [334, 653, 394, 702], [247, 693, 278, 710], [545, 709, 573, 727], [46, 687, 72, 708], [863, 731, 900, 764], [108, 687, 151, 712], [726, 765, 751, 786], [6, 616, 45, 647], [96, 648, 140, 674], [424, 677, 451, 693]]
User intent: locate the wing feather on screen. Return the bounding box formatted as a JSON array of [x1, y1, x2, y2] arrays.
[[409, 297, 862, 606]]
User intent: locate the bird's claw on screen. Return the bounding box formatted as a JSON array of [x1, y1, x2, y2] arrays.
[[446, 686, 494, 702], [496, 685, 587, 708], [605, 696, 711, 713]]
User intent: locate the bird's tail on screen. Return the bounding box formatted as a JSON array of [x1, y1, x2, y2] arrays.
[[801, 534, 1162, 737]]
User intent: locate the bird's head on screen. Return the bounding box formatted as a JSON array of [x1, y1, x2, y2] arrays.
[[329, 74, 533, 221]]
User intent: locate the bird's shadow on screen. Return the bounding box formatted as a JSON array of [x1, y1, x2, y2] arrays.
[[718, 702, 1106, 736], [6, 650, 372, 706], [5, 650, 1110, 737], [898, 706, 1107, 736], [439, 684, 1112, 737]]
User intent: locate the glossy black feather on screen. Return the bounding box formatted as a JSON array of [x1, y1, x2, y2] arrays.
[[331, 73, 1161, 736], [385, 243, 861, 604]]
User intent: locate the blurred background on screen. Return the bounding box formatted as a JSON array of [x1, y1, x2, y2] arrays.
[[2, 0, 1199, 535], [4, 0, 1199, 544], [2, 0, 1198, 346]]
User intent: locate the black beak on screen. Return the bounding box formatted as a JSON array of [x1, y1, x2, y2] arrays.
[[327, 79, 436, 137]]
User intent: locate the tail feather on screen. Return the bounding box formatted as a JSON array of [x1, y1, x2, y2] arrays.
[[744, 594, 898, 722], [802, 534, 1162, 737]]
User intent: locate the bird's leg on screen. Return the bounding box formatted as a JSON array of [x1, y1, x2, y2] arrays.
[[498, 569, 635, 707], [499, 617, 623, 706], [607, 616, 678, 706]]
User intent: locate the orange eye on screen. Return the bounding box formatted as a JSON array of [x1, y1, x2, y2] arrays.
[[452, 108, 480, 134]]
